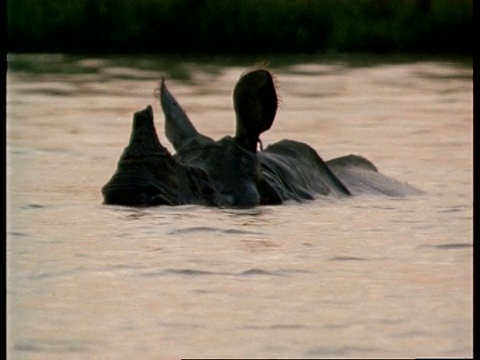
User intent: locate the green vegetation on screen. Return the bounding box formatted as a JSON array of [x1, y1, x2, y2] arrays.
[[7, 0, 472, 55]]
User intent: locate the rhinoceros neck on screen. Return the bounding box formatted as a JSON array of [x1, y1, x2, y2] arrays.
[[233, 133, 259, 153]]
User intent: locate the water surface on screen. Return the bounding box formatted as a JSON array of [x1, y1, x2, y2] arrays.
[[7, 54, 472, 359]]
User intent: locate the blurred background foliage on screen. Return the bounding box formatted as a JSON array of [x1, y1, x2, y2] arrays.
[[7, 0, 472, 55]]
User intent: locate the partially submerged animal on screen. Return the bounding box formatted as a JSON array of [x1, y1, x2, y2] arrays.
[[102, 68, 421, 207]]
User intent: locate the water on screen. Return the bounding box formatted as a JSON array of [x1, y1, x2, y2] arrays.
[[6, 54, 472, 359]]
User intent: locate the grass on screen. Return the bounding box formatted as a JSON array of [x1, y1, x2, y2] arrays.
[[7, 0, 472, 55]]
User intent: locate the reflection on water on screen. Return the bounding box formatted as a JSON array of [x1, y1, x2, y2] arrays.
[[6, 53, 472, 358]]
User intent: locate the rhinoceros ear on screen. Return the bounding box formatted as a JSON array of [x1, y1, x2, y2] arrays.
[[233, 69, 278, 152], [157, 78, 213, 151]]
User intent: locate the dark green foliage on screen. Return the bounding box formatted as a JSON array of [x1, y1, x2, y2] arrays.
[[7, 0, 472, 55]]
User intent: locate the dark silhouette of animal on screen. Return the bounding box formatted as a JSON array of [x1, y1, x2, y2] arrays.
[[102, 69, 421, 207]]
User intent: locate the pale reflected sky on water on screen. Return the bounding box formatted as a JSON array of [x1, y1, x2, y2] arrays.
[[7, 54, 472, 359]]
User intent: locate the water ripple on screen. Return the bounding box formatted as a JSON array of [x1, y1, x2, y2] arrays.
[[136, 267, 310, 278], [328, 256, 388, 261], [156, 321, 203, 329], [13, 338, 92, 353], [240, 323, 311, 330], [435, 243, 472, 249], [166, 268, 225, 276], [169, 226, 263, 235], [329, 256, 369, 261], [238, 268, 278, 276], [418, 242, 472, 250], [305, 345, 385, 356], [390, 330, 432, 338], [27, 268, 85, 280], [22, 203, 47, 209], [7, 231, 30, 238]]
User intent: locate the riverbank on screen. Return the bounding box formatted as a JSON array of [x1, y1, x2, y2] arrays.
[[7, 0, 472, 55]]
